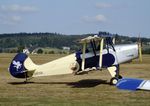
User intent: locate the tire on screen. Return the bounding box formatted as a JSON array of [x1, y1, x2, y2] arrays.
[[110, 77, 118, 85], [70, 62, 80, 74]]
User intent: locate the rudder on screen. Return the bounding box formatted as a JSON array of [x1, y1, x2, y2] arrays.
[[9, 53, 28, 78]]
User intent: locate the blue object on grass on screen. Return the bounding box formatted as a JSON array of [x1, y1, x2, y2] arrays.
[[116, 78, 144, 91]]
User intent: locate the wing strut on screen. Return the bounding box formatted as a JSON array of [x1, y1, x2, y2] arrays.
[[99, 38, 104, 69], [82, 42, 86, 70]]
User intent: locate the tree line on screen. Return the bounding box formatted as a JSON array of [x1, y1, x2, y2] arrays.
[[0, 32, 150, 54]]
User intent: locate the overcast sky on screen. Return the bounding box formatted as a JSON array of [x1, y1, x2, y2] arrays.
[[0, 0, 150, 37]]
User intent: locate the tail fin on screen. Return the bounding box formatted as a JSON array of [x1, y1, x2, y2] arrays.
[[9, 53, 28, 78]]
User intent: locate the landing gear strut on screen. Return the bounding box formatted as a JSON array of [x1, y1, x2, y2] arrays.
[[107, 65, 122, 85]]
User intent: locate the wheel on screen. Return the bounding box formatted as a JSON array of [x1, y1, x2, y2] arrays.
[[110, 77, 118, 85], [70, 62, 80, 74]]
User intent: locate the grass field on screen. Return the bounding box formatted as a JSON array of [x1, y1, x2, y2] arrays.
[[0, 53, 150, 106]]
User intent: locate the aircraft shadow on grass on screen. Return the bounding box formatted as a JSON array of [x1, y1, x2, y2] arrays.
[[8, 79, 109, 88], [67, 79, 109, 88]]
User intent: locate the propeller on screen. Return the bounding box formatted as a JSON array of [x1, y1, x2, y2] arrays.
[[138, 35, 142, 62]]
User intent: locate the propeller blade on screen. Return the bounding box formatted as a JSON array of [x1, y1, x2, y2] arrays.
[[138, 35, 142, 62]]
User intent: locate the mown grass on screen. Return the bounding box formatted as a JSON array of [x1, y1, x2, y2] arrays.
[[0, 53, 150, 106]]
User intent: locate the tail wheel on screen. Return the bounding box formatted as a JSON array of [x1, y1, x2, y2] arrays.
[[110, 77, 118, 85]]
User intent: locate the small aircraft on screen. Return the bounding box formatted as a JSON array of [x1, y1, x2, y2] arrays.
[[8, 33, 142, 85]]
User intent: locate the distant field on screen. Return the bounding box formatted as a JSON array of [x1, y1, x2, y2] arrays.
[[0, 53, 150, 106]]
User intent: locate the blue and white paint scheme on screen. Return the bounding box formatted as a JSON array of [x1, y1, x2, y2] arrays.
[[8, 34, 143, 85], [9, 53, 28, 78], [75, 44, 138, 70], [116, 78, 150, 91], [74, 35, 140, 84]]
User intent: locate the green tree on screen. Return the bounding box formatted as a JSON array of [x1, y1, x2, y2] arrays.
[[17, 46, 25, 53], [37, 49, 43, 54]]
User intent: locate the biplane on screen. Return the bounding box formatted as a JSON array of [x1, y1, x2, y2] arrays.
[[8, 34, 142, 85]]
